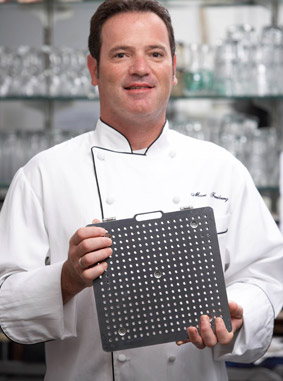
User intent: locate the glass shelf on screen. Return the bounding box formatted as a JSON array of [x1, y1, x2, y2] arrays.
[[172, 94, 283, 100], [258, 186, 280, 193], [0, 0, 278, 6], [163, 0, 271, 7], [0, 95, 99, 101], [1, 94, 283, 101], [0, 184, 279, 194], [0, 186, 8, 192]]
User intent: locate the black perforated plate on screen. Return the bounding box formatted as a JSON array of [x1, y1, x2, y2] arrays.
[[92, 207, 231, 352]]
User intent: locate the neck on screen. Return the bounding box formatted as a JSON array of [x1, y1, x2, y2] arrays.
[[123, 122, 165, 150], [101, 114, 166, 151]]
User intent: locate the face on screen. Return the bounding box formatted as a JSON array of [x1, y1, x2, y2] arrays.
[[88, 11, 177, 129]]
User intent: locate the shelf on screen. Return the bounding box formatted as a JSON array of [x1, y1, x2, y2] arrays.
[[0, 184, 279, 194], [1, 94, 283, 101], [258, 187, 280, 193], [163, 0, 276, 7], [0, 0, 278, 5], [172, 94, 283, 100], [0, 95, 99, 101]]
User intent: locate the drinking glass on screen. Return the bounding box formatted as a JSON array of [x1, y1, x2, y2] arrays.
[[228, 24, 258, 95], [218, 113, 258, 166], [248, 127, 279, 187], [170, 119, 210, 141], [184, 43, 215, 95], [254, 26, 283, 95], [213, 39, 237, 96]]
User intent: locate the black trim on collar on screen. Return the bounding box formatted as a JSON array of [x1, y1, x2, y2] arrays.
[[91, 146, 145, 156], [217, 229, 228, 235], [144, 121, 166, 155], [99, 117, 167, 155], [100, 118, 133, 153], [91, 147, 105, 220]]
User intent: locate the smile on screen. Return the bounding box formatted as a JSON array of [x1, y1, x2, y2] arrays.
[[124, 83, 154, 90], [126, 86, 152, 90]]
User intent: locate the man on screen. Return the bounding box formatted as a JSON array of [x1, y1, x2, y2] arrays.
[[0, 1, 282, 380]]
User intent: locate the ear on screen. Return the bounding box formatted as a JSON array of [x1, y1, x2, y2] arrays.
[[172, 54, 178, 86], [87, 54, 99, 86]]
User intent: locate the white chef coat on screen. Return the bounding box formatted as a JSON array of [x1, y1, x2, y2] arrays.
[[0, 119, 283, 381]]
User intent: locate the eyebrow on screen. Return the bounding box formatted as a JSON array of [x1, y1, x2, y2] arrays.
[[148, 45, 167, 51], [108, 44, 168, 55], [109, 46, 131, 54]]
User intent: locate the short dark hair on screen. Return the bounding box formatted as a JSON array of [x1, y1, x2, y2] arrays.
[[88, 0, 176, 71]]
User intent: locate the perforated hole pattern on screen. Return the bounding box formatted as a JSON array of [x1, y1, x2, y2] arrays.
[[92, 207, 231, 352]]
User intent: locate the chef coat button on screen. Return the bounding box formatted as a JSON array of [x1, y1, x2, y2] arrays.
[[97, 152, 105, 161], [118, 354, 127, 362], [169, 150, 176, 158], [106, 196, 115, 205], [168, 355, 176, 363], [173, 196, 180, 204]]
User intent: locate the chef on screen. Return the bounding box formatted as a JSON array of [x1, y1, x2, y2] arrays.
[[0, 1, 283, 380]]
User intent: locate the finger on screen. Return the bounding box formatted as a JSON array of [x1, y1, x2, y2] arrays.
[[83, 261, 109, 282], [199, 315, 217, 347], [229, 301, 243, 319], [77, 236, 112, 257], [176, 338, 190, 346], [187, 326, 205, 349], [229, 301, 244, 334], [78, 257, 84, 268], [92, 219, 101, 224], [77, 261, 109, 286], [70, 226, 108, 246], [215, 318, 233, 345], [79, 246, 113, 269]]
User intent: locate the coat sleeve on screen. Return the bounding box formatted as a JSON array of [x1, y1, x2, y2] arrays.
[[0, 168, 78, 344], [213, 163, 283, 363]]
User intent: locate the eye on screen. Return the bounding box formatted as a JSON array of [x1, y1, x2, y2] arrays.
[[115, 52, 126, 58], [151, 51, 164, 59]]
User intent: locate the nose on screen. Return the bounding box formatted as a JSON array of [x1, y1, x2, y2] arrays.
[[129, 54, 150, 77]]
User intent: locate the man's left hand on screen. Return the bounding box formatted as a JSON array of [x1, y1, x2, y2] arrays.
[[176, 301, 243, 349]]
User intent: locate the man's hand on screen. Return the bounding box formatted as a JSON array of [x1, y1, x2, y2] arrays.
[[61, 222, 112, 304], [176, 301, 243, 349]]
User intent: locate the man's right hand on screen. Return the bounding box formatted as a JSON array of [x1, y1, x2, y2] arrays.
[[61, 224, 112, 304]]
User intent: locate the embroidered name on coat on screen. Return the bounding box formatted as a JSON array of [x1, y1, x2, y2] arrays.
[[210, 192, 228, 202], [191, 192, 207, 197]]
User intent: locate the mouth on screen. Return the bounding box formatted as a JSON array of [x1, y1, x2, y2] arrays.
[[124, 84, 154, 91]]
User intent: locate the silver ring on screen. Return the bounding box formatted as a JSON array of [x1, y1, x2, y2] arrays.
[[79, 257, 83, 268]]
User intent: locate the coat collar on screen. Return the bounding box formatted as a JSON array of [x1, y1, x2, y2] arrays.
[[93, 118, 170, 155]]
